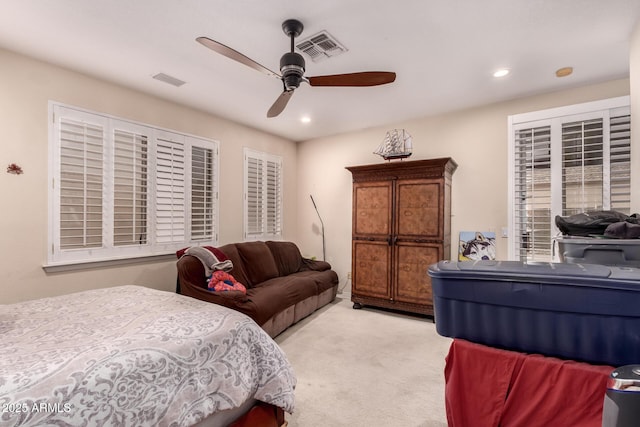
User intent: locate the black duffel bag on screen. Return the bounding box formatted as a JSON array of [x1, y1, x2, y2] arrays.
[[555, 210, 632, 237]]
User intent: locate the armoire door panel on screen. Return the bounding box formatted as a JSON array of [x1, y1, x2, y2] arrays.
[[395, 180, 441, 238], [394, 243, 441, 305], [352, 240, 391, 299], [353, 181, 392, 236]]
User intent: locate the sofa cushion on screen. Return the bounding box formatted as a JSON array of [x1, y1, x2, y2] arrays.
[[290, 269, 339, 293], [235, 241, 279, 286], [301, 258, 332, 272], [247, 275, 318, 325], [266, 241, 304, 276], [217, 244, 251, 288]]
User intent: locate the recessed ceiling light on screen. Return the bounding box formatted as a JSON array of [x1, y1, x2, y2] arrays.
[[300, 116, 311, 124], [493, 68, 510, 78], [556, 67, 573, 77]]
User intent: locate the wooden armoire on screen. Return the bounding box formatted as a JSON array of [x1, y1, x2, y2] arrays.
[[346, 158, 457, 316]]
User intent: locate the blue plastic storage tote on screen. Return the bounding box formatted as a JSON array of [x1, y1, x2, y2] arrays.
[[428, 260, 640, 367]]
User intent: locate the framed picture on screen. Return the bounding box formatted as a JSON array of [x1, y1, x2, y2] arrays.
[[459, 231, 496, 261]]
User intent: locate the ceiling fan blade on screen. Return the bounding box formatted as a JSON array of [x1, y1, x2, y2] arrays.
[[267, 90, 294, 118], [196, 36, 281, 79], [307, 71, 396, 87]]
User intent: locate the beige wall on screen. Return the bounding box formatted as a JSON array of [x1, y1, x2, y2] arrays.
[[2, 33, 637, 304], [296, 79, 631, 288], [0, 48, 297, 304]]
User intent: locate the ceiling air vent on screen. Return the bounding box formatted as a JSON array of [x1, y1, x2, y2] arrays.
[[152, 73, 186, 87], [295, 31, 347, 63]]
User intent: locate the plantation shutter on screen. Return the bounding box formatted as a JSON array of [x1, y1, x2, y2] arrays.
[[561, 118, 604, 215], [560, 113, 631, 216], [609, 114, 632, 213], [509, 97, 631, 262], [244, 149, 282, 239], [113, 127, 148, 246], [513, 125, 552, 261], [190, 142, 216, 241], [246, 155, 264, 237], [58, 117, 104, 250], [265, 158, 282, 235], [155, 136, 186, 244], [50, 103, 219, 266]]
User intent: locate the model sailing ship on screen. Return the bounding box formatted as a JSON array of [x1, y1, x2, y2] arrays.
[[374, 129, 413, 160]]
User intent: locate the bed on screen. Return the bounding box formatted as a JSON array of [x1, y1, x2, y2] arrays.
[[0, 285, 296, 427]]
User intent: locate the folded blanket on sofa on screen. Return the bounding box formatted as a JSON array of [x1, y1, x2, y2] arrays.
[[184, 246, 234, 277]]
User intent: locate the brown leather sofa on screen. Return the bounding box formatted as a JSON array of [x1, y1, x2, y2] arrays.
[[177, 240, 339, 338]]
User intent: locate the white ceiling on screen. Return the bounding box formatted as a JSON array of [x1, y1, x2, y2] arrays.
[[1, 1, 638, 141]]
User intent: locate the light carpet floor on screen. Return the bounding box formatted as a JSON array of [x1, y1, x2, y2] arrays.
[[275, 295, 453, 427]]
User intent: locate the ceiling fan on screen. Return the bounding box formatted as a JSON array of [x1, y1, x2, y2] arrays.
[[196, 19, 396, 118]]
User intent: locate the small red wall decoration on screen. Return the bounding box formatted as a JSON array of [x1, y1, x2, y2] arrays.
[[6, 163, 23, 174]]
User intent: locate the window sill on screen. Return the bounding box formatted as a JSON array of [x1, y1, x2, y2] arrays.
[[42, 253, 176, 273]]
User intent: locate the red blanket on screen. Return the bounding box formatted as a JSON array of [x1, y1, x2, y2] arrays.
[[444, 339, 614, 427]]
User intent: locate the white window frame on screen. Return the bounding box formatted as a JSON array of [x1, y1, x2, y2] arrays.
[[507, 96, 631, 261], [47, 102, 219, 267], [243, 148, 283, 241]]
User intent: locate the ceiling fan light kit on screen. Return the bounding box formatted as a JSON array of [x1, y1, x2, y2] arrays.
[[196, 18, 396, 117]]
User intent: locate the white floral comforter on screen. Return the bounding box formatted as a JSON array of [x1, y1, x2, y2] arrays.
[[0, 286, 296, 427]]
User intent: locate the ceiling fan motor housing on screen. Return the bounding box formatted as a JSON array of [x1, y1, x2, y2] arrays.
[[280, 52, 305, 90]]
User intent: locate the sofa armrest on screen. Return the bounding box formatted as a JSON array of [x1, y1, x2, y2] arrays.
[[177, 255, 250, 304], [301, 258, 332, 272], [182, 283, 250, 304]]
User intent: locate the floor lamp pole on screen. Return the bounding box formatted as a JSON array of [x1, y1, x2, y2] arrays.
[[310, 195, 326, 261]]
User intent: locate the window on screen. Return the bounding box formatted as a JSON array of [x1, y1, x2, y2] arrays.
[[49, 103, 219, 266], [243, 148, 283, 240], [508, 96, 631, 262]]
